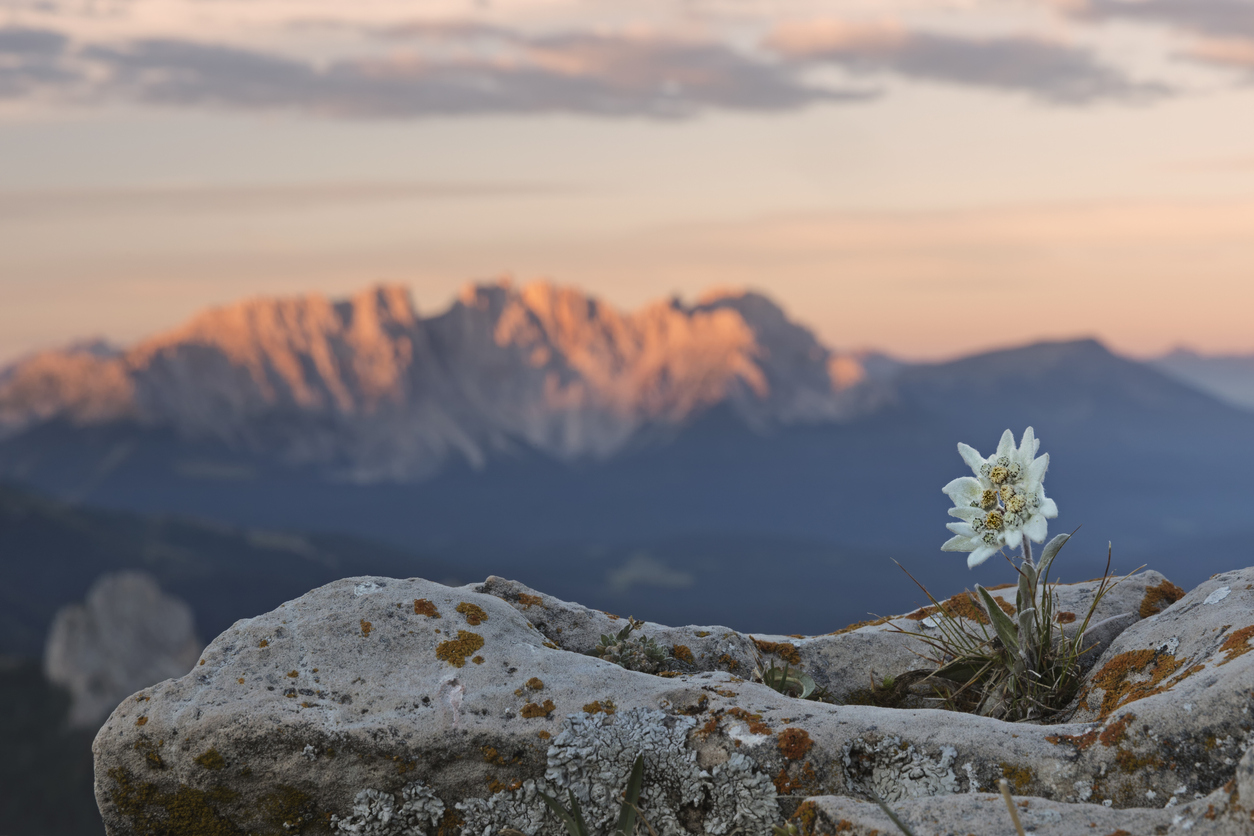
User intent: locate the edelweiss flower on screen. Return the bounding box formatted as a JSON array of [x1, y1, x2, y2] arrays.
[[941, 427, 1058, 568]]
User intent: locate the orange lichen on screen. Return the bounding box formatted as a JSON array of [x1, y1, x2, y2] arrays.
[[472, 656, 485, 665], [1000, 763, 1035, 792], [695, 631, 711, 638], [1056, 611, 1077, 624], [136, 717, 148, 727], [414, 599, 441, 618], [436, 630, 485, 668], [716, 653, 739, 671], [1218, 625, 1254, 665], [516, 593, 544, 609], [672, 644, 694, 664], [199, 659, 205, 666], [773, 762, 818, 796], [521, 699, 556, 719], [436, 809, 464, 836], [752, 638, 801, 666], [194, 748, 225, 770], [482, 747, 509, 766], [727, 707, 771, 735], [237, 678, 245, 684], [456, 602, 488, 625], [790, 800, 820, 835], [537, 731, 551, 740], [907, 591, 1015, 625], [1139, 580, 1186, 619], [582, 700, 617, 715], [778, 728, 814, 760], [525, 677, 544, 691], [696, 715, 720, 739], [360, 620, 372, 637], [1101, 713, 1136, 747], [826, 615, 894, 636], [1086, 649, 1197, 717], [1046, 727, 1100, 750], [286, 671, 299, 678], [258, 640, 269, 648], [1115, 749, 1163, 773]]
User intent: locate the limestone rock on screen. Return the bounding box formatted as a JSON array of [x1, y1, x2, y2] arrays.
[[91, 569, 1253, 836], [45, 571, 202, 728]]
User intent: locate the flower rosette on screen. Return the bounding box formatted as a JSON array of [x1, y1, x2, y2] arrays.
[[941, 427, 1058, 568]]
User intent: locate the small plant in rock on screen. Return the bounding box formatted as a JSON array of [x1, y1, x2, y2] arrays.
[[590, 619, 671, 674], [531, 754, 656, 836], [894, 427, 1127, 721]]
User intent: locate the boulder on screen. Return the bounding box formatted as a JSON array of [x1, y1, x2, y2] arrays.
[[92, 569, 1252, 836], [46, 571, 202, 728]]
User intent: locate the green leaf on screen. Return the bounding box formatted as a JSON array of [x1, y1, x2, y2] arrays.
[[764, 665, 816, 699], [614, 754, 646, 836], [1036, 534, 1070, 582], [976, 585, 1020, 657], [569, 790, 589, 836], [537, 790, 586, 836]]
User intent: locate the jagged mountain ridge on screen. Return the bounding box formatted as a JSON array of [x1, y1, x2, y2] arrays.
[[0, 283, 884, 481]]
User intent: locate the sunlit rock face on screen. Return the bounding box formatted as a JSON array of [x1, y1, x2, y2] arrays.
[[0, 282, 886, 481]]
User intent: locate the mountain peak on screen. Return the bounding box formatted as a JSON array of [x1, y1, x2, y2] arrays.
[[0, 281, 872, 479]]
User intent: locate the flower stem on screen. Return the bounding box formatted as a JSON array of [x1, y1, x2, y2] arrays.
[[1021, 538, 1033, 568]]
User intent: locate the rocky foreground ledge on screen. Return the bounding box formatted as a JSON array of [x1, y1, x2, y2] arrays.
[[93, 569, 1254, 836]]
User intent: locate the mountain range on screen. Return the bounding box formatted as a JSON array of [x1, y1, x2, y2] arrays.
[[0, 282, 892, 482], [2, 282, 1253, 637]]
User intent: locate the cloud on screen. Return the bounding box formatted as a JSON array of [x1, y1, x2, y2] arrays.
[[0, 180, 569, 220], [766, 19, 1168, 103], [66, 29, 869, 119], [0, 26, 81, 99], [1077, 0, 1254, 39], [1073, 0, 1254, 72]]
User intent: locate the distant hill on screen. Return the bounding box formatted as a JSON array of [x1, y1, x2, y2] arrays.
[[1150, 348, 1254, 412]]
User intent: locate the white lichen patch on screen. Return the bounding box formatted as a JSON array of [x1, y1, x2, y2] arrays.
[[842, 736, 960, 804], [354, 581, 385, 597], [331, 783, 444, 835], [1204, 587, 1231, 605], [702, 753, 779, 835], [458, 708, 778, 836]]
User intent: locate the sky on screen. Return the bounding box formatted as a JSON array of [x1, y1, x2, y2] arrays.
[[2, 0, 1254, 364]]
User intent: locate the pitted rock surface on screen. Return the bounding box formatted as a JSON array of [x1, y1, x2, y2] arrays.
[[92, 569, 1253, 836]]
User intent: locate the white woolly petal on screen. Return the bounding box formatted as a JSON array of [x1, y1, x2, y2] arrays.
[[1023, 515, 1049, 543], [1026, 453, 1049, 486], [1017, 427, 1037, 464], [1004, 528, 1023, 550], [958, 443, 986, 476], [942, 534, 978, 552], [995, 429, 1015, 460], [1038, 496, 1058, 518], [942, 476, 983, 502], [946, 521, 976, 538], [948, 506, 983, 522], [967, 546, 998, 568]]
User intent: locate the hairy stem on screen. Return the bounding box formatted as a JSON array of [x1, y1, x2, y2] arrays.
[[1021, 538, 1033, 568]]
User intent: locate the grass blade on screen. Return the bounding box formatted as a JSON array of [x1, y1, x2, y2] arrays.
[[614, 754, 646, 836]]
